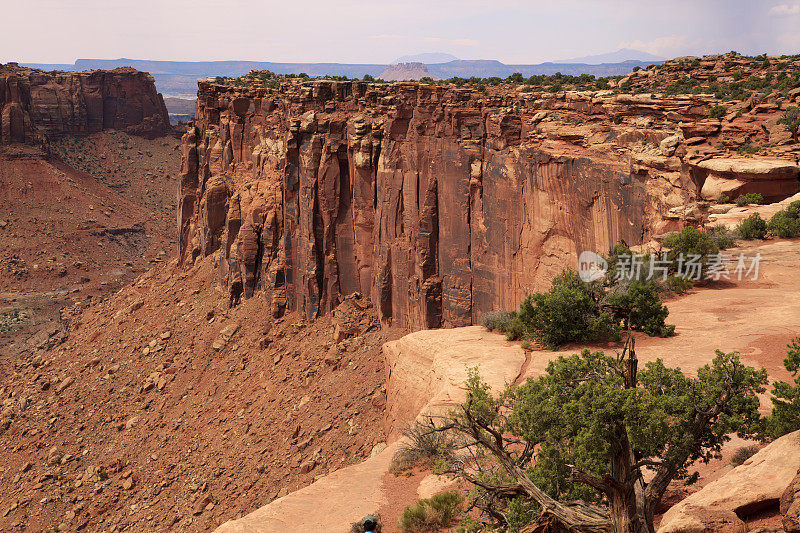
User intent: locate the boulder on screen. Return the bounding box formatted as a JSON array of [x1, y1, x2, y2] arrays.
[[782, 469, 800, 532], [659, 134, 681, 156], [658, 430, 800, 533], [680, 120, 721, 138]]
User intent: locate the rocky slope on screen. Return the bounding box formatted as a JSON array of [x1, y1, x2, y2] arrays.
[[0, 256, 402, 532], [179, 59, 800, 329], [0, 63, 170, 144], [1, 62, 178, 368]]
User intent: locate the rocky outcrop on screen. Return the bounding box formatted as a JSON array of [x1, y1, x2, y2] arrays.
[[783, 469, 800, 532], [0, 63, 170, 143], [178, 77, 798, 328], [658, 430, 800, 533], [694, 157, 800, 202]]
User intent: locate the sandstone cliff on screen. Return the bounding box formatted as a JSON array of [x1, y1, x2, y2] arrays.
[[178, 76, 799, 329], [0, 63, 170, 143]]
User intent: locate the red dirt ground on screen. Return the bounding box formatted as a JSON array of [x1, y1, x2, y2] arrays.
[[0, 256, 403, 531]]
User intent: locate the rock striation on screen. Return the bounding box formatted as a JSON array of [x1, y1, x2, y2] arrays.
[[178, 77, 798, 329], [0, 63, 170, 143]]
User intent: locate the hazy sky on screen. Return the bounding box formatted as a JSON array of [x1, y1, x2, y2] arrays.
[[3, 0, 800, 64]]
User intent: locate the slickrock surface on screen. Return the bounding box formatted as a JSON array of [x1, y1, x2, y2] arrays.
[[0, 63, 170, 143], [179, 60, 799, 330], [658, 431, 800, 533]]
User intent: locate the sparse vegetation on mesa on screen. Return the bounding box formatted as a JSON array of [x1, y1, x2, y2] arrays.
[[210, 52, 800, 101]]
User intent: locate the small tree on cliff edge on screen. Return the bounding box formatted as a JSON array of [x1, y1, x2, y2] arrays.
[[424, 340, 767, 533], [778, 106, 800, 143]]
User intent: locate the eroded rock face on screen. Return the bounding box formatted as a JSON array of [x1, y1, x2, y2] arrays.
[[0, 63, 170, 143], [783, 469, 800, 532], [179, 79, 790, 328]]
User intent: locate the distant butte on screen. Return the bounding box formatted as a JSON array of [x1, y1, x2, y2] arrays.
[[0, 63, 171, 144], [377, 62, 440, 81]]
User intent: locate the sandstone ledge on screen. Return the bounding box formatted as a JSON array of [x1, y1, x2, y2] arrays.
[[658, 430, 800, 533]]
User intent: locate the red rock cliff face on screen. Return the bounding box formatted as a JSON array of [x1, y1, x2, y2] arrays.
[[0, 64, 170, 143], [179, 80, 708, 329]]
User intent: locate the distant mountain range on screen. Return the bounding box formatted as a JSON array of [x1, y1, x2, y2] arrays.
[[559, 48, 665, 64], [21, 51, 664, 98]]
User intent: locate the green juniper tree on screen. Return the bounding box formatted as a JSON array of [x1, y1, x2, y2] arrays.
[[425, 342, 767, 533], [766, 337, 800, 437]]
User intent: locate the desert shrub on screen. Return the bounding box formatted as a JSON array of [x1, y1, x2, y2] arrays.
[[778, 106, 800, 142], [515, 270, 613, 349], [706, 225, 736, 249], [662, 226, 720, 274], [788, 200, 800, 218], [736, 213, 768, 239], [605, 280, 675, 337], [730, 445, 760, 466], [503, 319, 527, 342], [508, 266, 677, 348], [716, 193, 731, 204], [767, 208, 800, 238], [666, 275, 693, 294], [399, 492, 463, 533], [605, 243, 652, 282], [735, 192, 765, 206], [390, 421, 456, 474], [351, 515, 383, 533], [708, 104, 727, 119], [481, 310, 514, 333]]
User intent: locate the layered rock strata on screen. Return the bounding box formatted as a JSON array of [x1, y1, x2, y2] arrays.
[[0, 63, 170, 143], [178, 79, 797, 328]]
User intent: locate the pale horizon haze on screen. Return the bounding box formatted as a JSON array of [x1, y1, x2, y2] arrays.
[[2, 0, 800, 65]]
